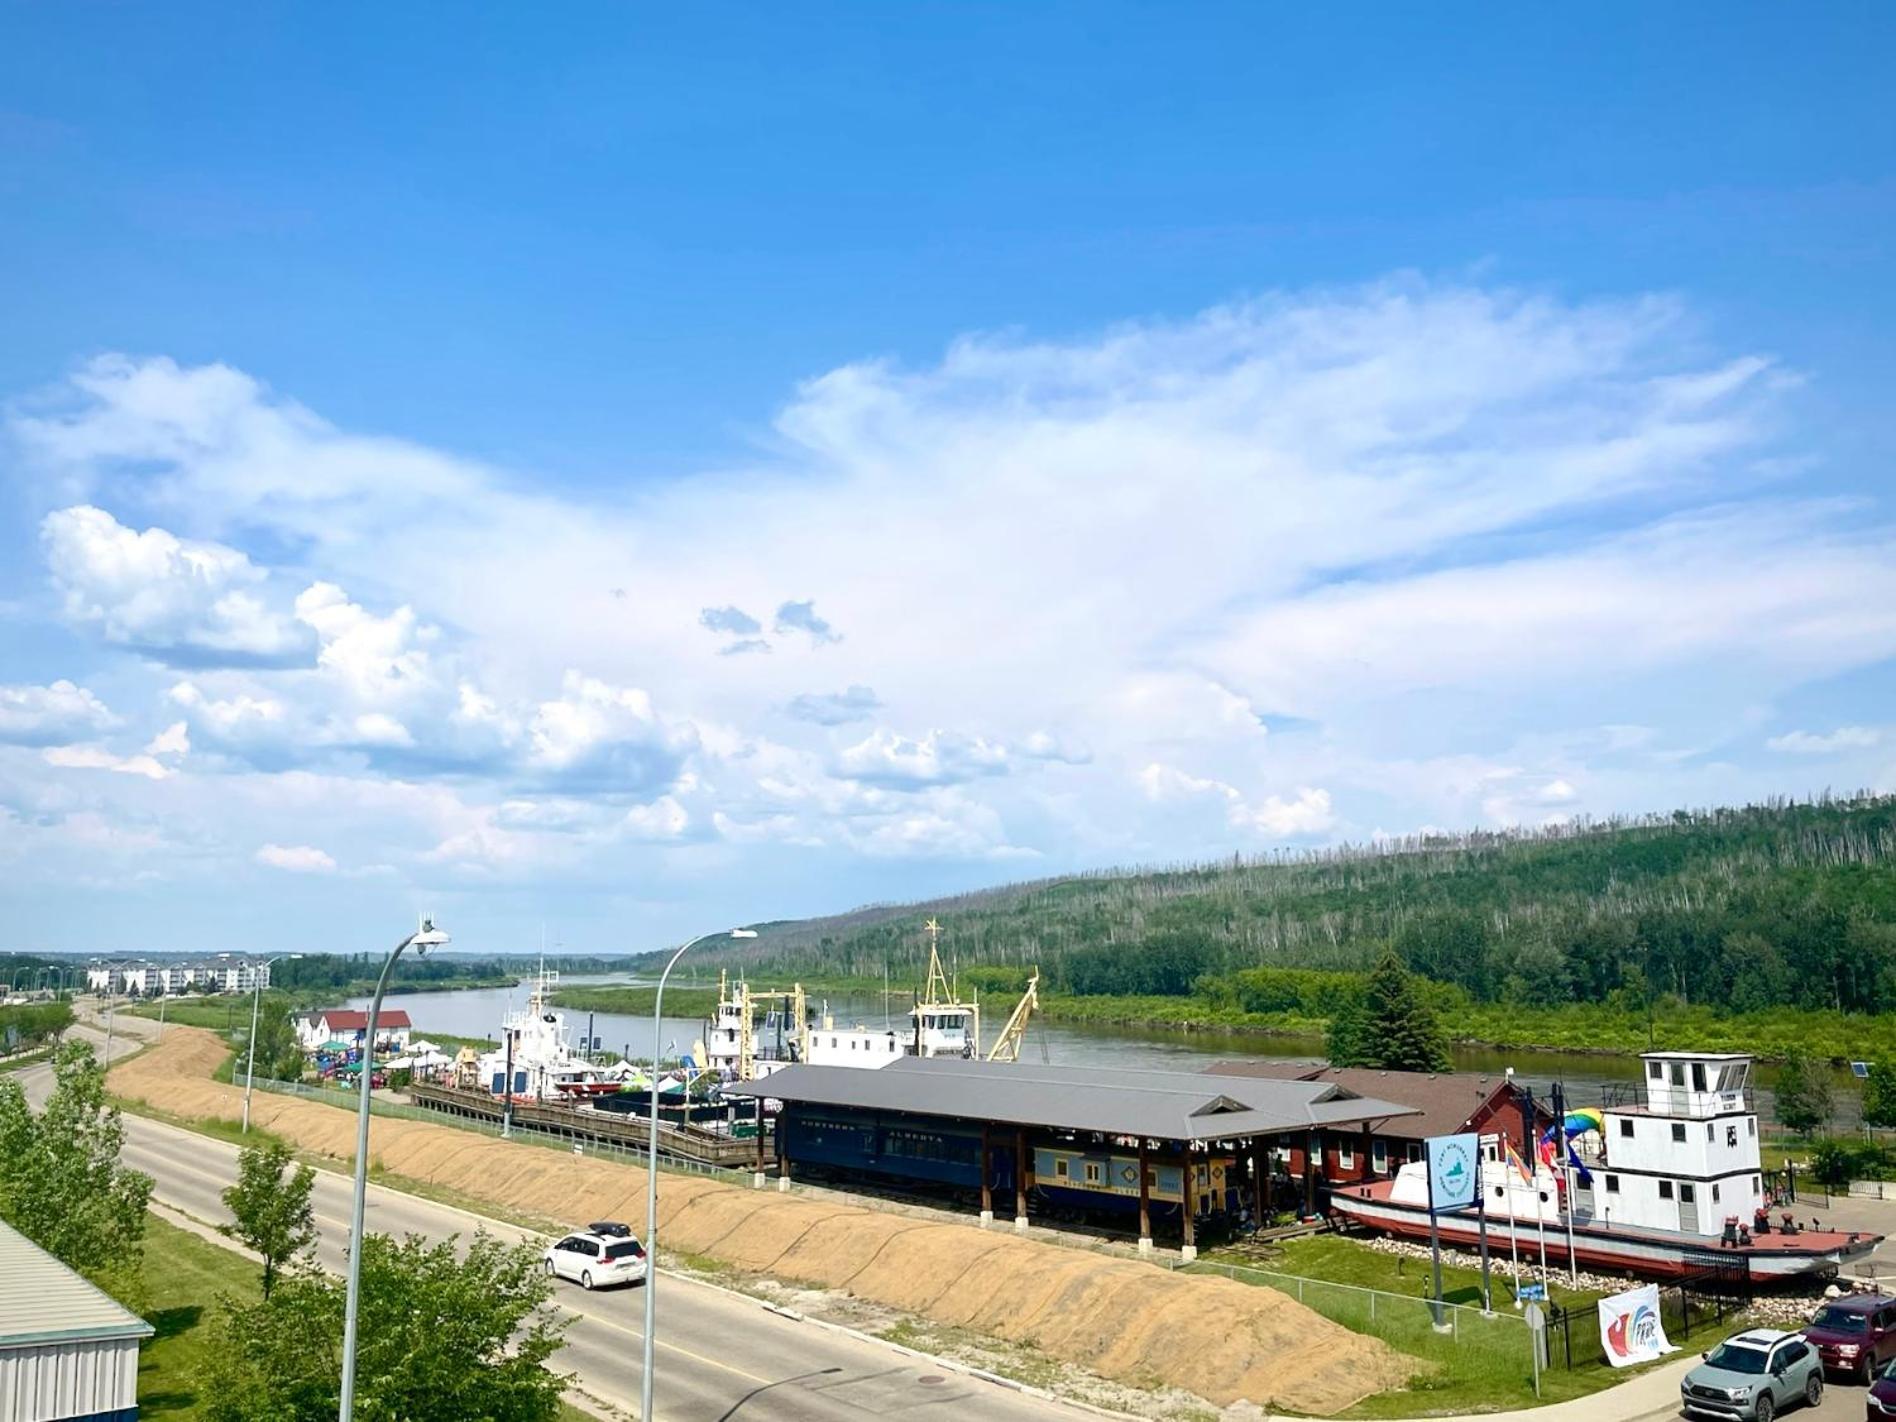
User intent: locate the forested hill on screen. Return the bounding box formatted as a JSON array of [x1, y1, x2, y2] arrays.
[[693, 795, 1896, 1019]]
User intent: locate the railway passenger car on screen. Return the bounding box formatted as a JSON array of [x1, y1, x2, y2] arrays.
[[1033, 1145, 1236, 1220]]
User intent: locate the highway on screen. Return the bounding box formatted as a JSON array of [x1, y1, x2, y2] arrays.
[[17, 1020, 1097, 1422]]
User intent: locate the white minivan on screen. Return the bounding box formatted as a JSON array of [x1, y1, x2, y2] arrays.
[[542, 1230, 648, 1290]]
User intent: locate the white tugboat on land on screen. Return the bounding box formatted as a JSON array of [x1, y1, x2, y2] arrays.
[[1330, 1050, 1883, 1282]]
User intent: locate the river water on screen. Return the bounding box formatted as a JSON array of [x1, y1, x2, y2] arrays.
[[349, 976, 1867, 1124], [350, 976, 1666, 1107]]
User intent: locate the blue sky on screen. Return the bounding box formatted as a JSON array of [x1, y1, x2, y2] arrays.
[[2, 5, 1893, 953]]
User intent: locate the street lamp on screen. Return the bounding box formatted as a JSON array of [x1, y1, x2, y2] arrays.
[[241, 952, 304, 1134], [339, 915, 448, 1422], [641, 926, 757, 1422]]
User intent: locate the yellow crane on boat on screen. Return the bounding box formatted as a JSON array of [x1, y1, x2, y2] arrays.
[[985, 968, 1039, 1062]]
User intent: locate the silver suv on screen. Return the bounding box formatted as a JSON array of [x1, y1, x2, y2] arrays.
[[1681, 1329, 1824, 1421]]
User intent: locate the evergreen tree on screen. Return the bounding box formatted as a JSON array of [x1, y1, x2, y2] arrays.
[[1773, 1049, 1834, 1136], [1329, 952, 1450, 1072], [221, 1140, 316, 1299], [1862, 1058, 1896, 1131]]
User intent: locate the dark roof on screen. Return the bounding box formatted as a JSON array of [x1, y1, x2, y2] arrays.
[[1203, 1061, 1521, 1140], [726, 1056, 1418, 1142], [317, 1009, 412, 1030]]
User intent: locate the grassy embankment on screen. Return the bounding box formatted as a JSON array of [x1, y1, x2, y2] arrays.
[[549, 985, 720, 1017], [1199, 1235, 1689, 1418]]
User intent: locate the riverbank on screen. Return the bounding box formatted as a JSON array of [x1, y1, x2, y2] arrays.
[[1033, 993, 1896, 1064]]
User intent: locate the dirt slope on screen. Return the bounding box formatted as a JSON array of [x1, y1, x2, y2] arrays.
[[112, 1028, 1418, 1413]]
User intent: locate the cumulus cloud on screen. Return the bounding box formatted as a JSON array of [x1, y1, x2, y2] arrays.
[[0, 680, 117, 745], [9, 279, 1892, 929], [40, 505, 305, 664], [522, 672, 690, 795], [785, 685, 882, 725], [255, 843, 338, 873], [1767, 726, 1882, 754], [773, 599, 840, 645], [835, 729, 1014, 790]]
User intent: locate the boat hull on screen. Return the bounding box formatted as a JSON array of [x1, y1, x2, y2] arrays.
[[1330, 1188, 1875, 1282]]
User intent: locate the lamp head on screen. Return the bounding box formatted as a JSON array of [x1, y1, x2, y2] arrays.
[[730, 928, 759, 939], [411, 916, 450, 954]]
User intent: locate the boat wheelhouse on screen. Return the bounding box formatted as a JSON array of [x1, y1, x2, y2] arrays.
[[474, 965, 617, 1101], [1330, 1050, 1883, 1283]]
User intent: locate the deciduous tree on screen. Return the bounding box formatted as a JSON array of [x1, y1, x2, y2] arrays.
[[1862, 1058, 1896, 1131], [204, 1230, 568, 1422], [1773, 1049, 1833, 1136], [0, 1041, 152, 1296], [221, 1140, 316, 1299]]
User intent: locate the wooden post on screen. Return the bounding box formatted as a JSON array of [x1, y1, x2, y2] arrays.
[[1361, 1120, 1374, 1182], [753, 1096, 768, 1188], [1138, 1140, 1152, 1253], [1181, 1148, 1198, 1261], [979, 1125, 994, 1226], [1305, 1130, 1321, 1216], [1250, 1137, 1267, 1227], [1014, 1127, 1031, 1231]]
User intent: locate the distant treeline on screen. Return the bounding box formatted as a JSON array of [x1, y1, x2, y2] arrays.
[[270, 953, 631, 994], [689, 794, 1896, 1021]]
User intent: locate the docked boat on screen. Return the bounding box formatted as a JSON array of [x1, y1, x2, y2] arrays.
[[1329, 1050, 1883, 1283], [700, 920, 1030, 1079], [475, 965, 619, 1101]]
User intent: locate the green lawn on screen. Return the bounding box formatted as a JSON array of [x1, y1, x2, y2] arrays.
[[1195, 1235, 1650, 1417], [136, 1214, 261, 1418]]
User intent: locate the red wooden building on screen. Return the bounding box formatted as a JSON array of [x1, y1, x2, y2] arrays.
[[1205, 1061, 1544, 1191]]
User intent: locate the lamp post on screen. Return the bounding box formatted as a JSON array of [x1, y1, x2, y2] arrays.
[[339, 916, 448, 1422], [641, 927, 757, 1422], [241, 953, 304, 1134]]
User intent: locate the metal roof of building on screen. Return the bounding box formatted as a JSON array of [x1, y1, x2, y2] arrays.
[[0, 1218, 154, 1350], [725, 1056, 1419, 1141]]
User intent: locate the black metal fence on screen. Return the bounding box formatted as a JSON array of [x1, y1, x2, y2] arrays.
[[1544, 1258, 1749, 1370]]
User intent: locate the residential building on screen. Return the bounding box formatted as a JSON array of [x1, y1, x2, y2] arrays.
[[294, 1008, 412, 1054], [83, 957, 270, 997], [0, 1216, 154, 1422]]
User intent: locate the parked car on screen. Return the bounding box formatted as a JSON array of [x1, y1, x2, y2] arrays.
[[1869, 1356, 1896, 1419], [1802, 1293, 1896, 1382], [542, 1229, 647, 1290], [1681, 1329, 1824, 1421]]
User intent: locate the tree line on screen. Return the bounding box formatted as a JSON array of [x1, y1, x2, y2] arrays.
[[706, 794, 1896, 1021]]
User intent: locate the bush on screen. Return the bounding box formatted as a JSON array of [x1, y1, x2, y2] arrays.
[[1809, 1139, 1896, 1188]]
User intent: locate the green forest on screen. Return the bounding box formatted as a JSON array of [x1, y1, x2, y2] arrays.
[[676, 794, 1896, 1060]]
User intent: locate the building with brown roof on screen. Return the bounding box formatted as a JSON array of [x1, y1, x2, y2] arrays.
[[1205, 1060, 1545, 1196]]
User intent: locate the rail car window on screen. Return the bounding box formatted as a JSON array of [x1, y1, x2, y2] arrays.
[[1054, 1159, 1069, 1178], [1084, 1162, 1103, 1184]]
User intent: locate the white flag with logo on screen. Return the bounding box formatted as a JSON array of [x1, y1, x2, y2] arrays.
[[1598, 1283, 1677, 1368]]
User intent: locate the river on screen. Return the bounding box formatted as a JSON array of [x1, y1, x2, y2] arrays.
[[349, 976, 1860, 1125]]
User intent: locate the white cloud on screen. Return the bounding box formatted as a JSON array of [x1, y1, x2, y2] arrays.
[[42, 744, 171, 780], [0, 680, 117, 746], [144, 721, 190, 757], [9, 279, 1893, 935], [294, 582, 436, 702], [255, 843, 338, 873], [836, 729, 1014, 789], [40, 505, 304, 662], [1766, 726, 1882, 755]]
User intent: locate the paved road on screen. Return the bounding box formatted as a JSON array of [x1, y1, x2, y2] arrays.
[[17, 1021, 1094, 1422]]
